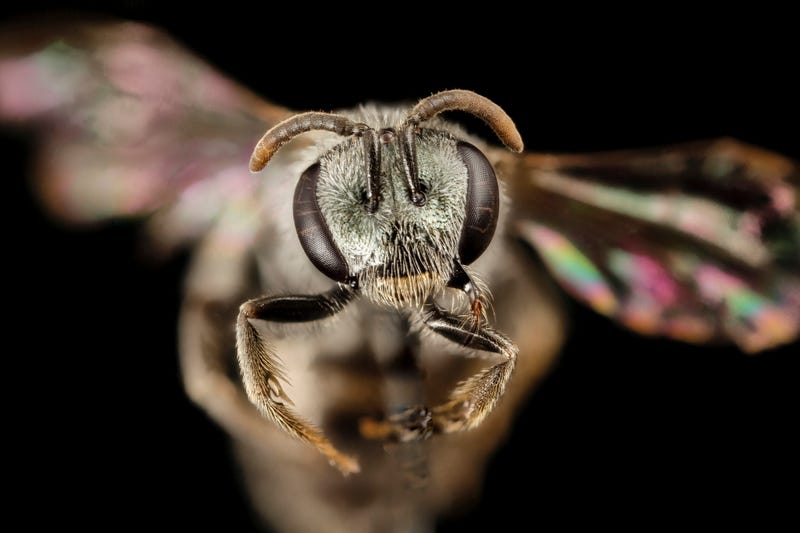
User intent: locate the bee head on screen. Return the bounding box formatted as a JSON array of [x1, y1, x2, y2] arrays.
[[250, 90, 523, 307]]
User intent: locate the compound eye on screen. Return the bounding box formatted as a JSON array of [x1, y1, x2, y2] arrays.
[[457, 142, 499, 265], [293, 162, 349, 282]]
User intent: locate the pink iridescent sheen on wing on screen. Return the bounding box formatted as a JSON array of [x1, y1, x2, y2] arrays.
[[0, 44, 82, 118], [533, 171, 772, 267], [609, 247, 799, 350], [517, 222, 618, 315], [512, 140, 800, 352], [606, 249, 690, 337], [694, 264, 799, 352], [0, 21, 288, 252]]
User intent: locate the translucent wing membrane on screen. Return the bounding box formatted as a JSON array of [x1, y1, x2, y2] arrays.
[[0, 20, 289, 253], [511, 139, 800, 352]]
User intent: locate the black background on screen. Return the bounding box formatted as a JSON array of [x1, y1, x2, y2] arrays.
[[3, 3, 799, 531]]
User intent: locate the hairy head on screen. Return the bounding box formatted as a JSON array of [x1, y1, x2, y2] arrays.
[[317, 128, 470, 306], [254, 91, 520, 308]]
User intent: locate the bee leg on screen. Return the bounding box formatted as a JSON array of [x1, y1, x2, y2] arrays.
[[423, 302, 518, 433], [180, 296, 282, 450], [359, 405, 433, 442], [236, 285, 361, 475], [180, 219, 301, 475]]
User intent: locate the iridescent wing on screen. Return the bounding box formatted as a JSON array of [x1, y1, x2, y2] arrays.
[[502, 139, 799, 353], [0, 19, 290, 253]]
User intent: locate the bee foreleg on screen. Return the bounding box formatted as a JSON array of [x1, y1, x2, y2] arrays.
[[236, 284, 360, 475], [422, 302, 518, 433]]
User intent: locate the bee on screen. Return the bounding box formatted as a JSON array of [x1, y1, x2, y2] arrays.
[[3, 18, 798, 533]]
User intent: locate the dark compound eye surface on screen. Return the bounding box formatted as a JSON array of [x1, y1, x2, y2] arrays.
[[293, 162, 350, 282], [457, 141, 499, 265]]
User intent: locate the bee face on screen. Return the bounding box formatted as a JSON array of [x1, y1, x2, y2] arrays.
[[294, 127, 499, 307]]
